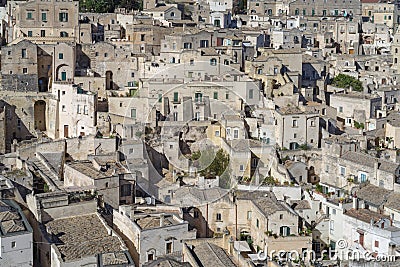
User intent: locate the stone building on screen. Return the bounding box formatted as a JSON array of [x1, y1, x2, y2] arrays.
[[113, 205, 196, 266], [329, 91, 381, 130], [362, 0, 396, 29], [275, 106, 320, 150], [63, 159, 134, 209], [288, 0, 362, 17], [10, 0, 79, 42], [0, 199, 33, 267]]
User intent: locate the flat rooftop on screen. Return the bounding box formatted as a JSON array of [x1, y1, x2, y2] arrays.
[[67, 161, 120, 179], [46, 214, 128, 262]]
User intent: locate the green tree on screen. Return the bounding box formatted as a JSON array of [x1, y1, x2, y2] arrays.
[[80, 0, 142, 12], [331, 74, 363, 92]]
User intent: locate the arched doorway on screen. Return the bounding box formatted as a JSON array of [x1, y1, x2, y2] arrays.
[[106, 71, 113, 90], [34, 100, 46, 131], [38, 77, 48, 92]]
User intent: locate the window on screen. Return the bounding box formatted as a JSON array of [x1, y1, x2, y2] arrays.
[[23, 68, 28, 74], [280, 214, 283, 220], [170, 11, 175, 17], [213, 92, 218, 99], [28, 31, 32, 37], [62, 105, 66, 112], [339, 107, 343, 112], [27, 12, 33, 20], [359, 172, 367, 182], [131, 109, 136, 119], [215, 130, 220, 137], [21, 49, 27, 58], [11, 241, 16, 248], [59, 12, 68, 22], [147, 252, 154, 261], [375, 240, 379, 248], [294, 133, 297, 138], [120, 184, 131, 197], [190, 59, 194, 65], [332, 209, 336, 215], [310, 120, 315, 127], [166, 242, 173, 254], [234, 129, 239, 139], [249, 89, 254, 99], [61, 71, 66, 81], [340, 166, 346, 176], [239, 165, 244, 171], [292, 120, 298, 127], [280, 226, 291, 236], [200, 40, 209, 48], [77, 105, 81, 114], [226, 128, 231, 137], [141, 34, 145, 41], [104, 53, 108, 57], [194, 210, 199, 218], [83, 105, 88, 115], [158, 94, 162, 103], [184, 42, 192, 49], [247, 211, 252, 220], [226, 93, 229, 99], [216, 213, 222, 221], [41, 12, 47, 21], [41, 30, 45, 37], [210, 58, 217, 66], [195, 92, 203, 102], [59, 53, 64, 60], [256, 219, 259, 228]]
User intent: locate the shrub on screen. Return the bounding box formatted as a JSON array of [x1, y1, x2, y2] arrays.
[[331, 74, 363, 92]]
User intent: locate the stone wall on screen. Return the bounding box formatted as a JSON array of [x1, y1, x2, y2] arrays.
[[1, 74, 38, 91]]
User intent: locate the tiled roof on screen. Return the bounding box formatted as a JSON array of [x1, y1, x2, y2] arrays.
[[0, 200, 30, 236], [340, 151, 399, 173], [46, 214, 126, 262], [385, 193, 400, 211], [191, 242, 236, 267], [236, 191, 286, 216], [345, 208, 389, 223], [355, 184, 392, 207]]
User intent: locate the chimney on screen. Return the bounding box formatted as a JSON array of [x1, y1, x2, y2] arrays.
[[353, 196, 358, 210], [160, 214, 165, 227]]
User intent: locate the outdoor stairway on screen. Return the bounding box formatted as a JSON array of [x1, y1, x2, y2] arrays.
[[28, 157, 62, 190]]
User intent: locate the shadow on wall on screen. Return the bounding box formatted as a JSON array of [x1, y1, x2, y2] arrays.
[[3, 102, 35, 153]]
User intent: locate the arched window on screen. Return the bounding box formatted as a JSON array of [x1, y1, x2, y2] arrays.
[[170, 11, 175, 17], [268, 9, 273, 15], [60, 31, 69, 37], [210, 58, 217, 66]]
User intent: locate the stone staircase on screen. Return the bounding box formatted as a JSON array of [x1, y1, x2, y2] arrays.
[[28, 156, 63, 190]]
